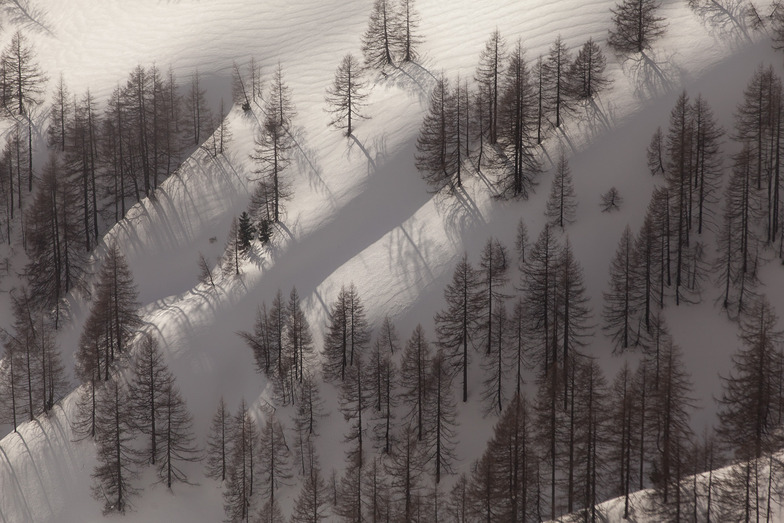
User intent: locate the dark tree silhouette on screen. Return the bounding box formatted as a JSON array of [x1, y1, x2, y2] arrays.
[[434, 253, 482, 402], [156, 380, 199, 488], [91, 377, 139, 515], [184, 69, 212, 146], [608, 0, 667, 53], [425, 349, 458, 484], [1, 30, 46, 191], [385, 421, 424, 521], [600, 186, 623, 212], [603, 225, 636, 351], [338, 356, 370, 469], [284, 286, 314, 386], [222, 217, 241, 276], [325, 53, 369, 136], [569, 38, 610, 100], [24, 154, 87, 328], [205, 397, 230, 482], [545, 149, 578, 228], [415, 74, 462, 191], [128, 333, 174, 466], [647, 126, 666, 175], [362, 0, 396, 69], [251, 63, 295, 223], [714, 146, 762, 317], [400, 324, 431, 442], [290, 444, 331, 522], [521, 224, 561, 376], [475, 29, 507, 146], [497, 39, 541, 198], [397, 0, 422, 62], [322, 283, 370, 382], [223, 400, 259, 522], [542, 35, 574, 129], [478, 237, 510, 355], [368, 330, 397, 454], [258, 411, 291, 514]]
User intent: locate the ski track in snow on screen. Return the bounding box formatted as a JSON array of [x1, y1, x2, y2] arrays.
[[1, 0, 783, 521]]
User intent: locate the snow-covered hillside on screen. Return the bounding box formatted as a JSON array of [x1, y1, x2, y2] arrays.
[[1, 0, 784, 521]]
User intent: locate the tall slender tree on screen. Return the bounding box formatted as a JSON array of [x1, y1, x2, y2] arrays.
[[545, 149, 578, 228], [91, 377, 139, 514], [434, 253, 483, 402], [325, 54, 369, 136], [497, 39, 541, 198]]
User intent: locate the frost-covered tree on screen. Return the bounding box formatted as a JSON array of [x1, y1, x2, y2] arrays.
[[325, 53, 368, 136]]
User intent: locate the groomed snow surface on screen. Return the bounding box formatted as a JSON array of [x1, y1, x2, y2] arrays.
[[0, 0, 783, 521]]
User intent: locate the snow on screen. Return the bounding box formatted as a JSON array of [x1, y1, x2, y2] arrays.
[[0, 0, 783, 521]]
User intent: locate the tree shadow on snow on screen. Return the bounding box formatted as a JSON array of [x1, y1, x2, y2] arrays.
[[380, 57, 438, 103], [622, 50, 679, 101], [288, 125, 337, 210], [435, 184, 486, 249], [348, 132, 388, 177]]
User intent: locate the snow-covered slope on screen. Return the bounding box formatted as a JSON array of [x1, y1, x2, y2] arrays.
[[1, 0, 783, 521]]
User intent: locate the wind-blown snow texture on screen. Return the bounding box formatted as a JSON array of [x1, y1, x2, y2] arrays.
[[1, 0, 783, 521]]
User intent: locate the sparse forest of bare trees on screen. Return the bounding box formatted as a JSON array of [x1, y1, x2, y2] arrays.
[[6, 2, 784, 522]]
